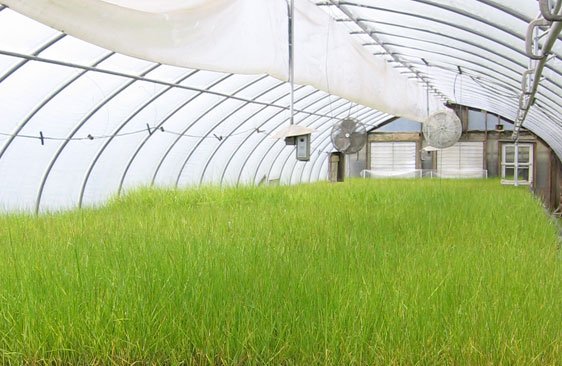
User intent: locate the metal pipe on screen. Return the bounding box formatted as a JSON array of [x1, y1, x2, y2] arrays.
[[197, 81, 287, 186], [288, 0, 295, 125], [514, 140, 519, 187], [526, 18, 552, 60], [513, 13, 562, 139], [539, 0, 562, 21], [0, 49, 335, 119]]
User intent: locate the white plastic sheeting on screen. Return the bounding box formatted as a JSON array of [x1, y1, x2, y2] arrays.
[[1, 0, 440, 122], [1, 1, 562, 213]]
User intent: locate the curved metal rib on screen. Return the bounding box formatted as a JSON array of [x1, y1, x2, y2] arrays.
[[337, 2, 528, 48], [194, 86, 318, 186], [149, 76, 261, 186], [0, 49, 341, 120], [34, 63, 161, 214], [184, 79, 287, 186], [261, 99, 355, 183], [171, 75, 271, 187], [217, 87, 303, 185], [0, 51, 112, 165], [228, 94, 333, 186], [0, 34, 65, 84], [116, 73, 233, 194], [182, 88, 324, 187], [77, 69, 199, 207]]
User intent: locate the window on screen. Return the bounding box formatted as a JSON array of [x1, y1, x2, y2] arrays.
[[501, 143, 533, 186], [366, 142, 419, 178], [436, 142, 486, 178]]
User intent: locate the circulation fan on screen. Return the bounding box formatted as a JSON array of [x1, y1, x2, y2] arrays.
[[422, 109, 462, 149], [330, 117, 367, 154]]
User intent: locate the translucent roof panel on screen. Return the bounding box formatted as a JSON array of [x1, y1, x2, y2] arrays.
[[1, 1, 562, 213]]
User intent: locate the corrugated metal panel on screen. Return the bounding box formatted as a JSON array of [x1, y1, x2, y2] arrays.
[[370, 142, 416, 170]]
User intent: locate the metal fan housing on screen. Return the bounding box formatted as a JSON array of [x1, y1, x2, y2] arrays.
[[330, 117, 367, 154], [422, 109, 462, 149]]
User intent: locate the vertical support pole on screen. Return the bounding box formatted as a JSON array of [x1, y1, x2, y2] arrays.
[[514, 140, 519, 187], [484, 111, 488, 139], [483, 111, 488, 174], [426, 80, 429, 117], [288, 0, 295, 125]]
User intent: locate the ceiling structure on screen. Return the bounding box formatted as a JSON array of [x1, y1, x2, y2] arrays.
[[0, 1, 561, 213], [316, 1, 562, 142]]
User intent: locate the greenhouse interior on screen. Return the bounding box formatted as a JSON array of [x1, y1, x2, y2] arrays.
[[0, 0, 561, 364]]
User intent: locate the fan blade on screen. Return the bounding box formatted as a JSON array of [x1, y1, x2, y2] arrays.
[[352, 123, 366, 135], [330, 128, 343, 145], [332, 133, 351, 151], [346, 131, 367, 153], [340, 118, 357, 134]]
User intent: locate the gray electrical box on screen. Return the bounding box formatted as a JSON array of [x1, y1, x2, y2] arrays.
[[272, 125, 315, 162], [295, 134, 310, 161]]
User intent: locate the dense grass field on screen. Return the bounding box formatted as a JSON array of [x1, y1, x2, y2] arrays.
[[0, 179, 560, 365]]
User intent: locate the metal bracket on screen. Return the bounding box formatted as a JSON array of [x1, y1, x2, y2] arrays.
[[526, 18, 551, 59], [518, 94, 532, 111], [539, 0, 562, 21], [520, 69, 535, 95]]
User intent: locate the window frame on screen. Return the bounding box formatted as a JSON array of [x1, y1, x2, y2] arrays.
[[500, 142, 534, 186]]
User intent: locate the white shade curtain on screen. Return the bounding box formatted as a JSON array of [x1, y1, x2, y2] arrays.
[[1, 0, 440, 121]]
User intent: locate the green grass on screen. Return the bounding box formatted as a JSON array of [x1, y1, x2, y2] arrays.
[[0, 179, 560, 365]]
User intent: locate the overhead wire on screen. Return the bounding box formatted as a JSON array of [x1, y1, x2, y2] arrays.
[[0, 125, 267, 144]]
